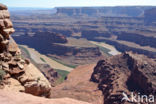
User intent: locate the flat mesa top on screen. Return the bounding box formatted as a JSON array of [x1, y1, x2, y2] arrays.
[[55, 37, 97, 48]]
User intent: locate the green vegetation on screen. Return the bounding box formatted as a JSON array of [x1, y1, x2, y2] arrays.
[[0, 69, 6, 81], [90, 41, 112, 56], [50, 57, 77, 68], [19, 45, 76, 69], [95, 45, 112, 56], [98, 46, 112, 56], [19, 46, 31, 58], [37, 77, 41, 83], [54, 69, 69, 84], [40, 57, 46, 63]]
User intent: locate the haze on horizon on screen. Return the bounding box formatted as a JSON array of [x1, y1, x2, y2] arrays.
[[1, 0, 156, 8]]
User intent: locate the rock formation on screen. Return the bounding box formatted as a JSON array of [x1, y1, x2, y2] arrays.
[[14, 31, 104, 65], [11, 7, 156, 59], [13, 32, 68, 55], [49, 38, 104, 65], [144, 8, 156, 25], [91, 52, 156, 104], [38, 64, 59, 86], [0, 3, 51, 97], [56, 7, 151, 17]]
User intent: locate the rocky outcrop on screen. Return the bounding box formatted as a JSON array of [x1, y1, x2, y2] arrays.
[[91, 52, 156, 104], [19, 45, 60, 87], [38, 64, 59, 87], [0, 3, 51, 97]]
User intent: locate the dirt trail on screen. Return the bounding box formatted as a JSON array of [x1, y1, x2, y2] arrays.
[[20, 45, 73, 72]]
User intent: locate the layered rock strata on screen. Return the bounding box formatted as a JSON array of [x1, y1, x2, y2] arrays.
[[0, 3, 51, 97], [91, 52, 156, 104]]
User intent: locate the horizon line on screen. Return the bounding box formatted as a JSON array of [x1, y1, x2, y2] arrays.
[[8, 5, 156, 8]]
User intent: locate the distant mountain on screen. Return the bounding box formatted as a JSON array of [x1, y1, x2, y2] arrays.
[[9, 7, 57, 16], [9, 6, 156, 17], [56, 6, 156, 17]]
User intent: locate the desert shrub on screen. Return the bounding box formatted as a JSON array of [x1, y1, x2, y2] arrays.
[[0, 69, 6, 81], [54, 69, 69, 84], [40, 57, 46, 63]]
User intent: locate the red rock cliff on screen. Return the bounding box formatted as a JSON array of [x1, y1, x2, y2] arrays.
[[0, 3, 51, 97]]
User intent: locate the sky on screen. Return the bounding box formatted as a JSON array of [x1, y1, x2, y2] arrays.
[[0, 0, 156, 8]]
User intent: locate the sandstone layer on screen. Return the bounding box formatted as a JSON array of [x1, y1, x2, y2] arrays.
[[91, 52, 156, 104], [0, 90, 91, 104], [0, 3, 51, 97], [11, 7, 156, 59]]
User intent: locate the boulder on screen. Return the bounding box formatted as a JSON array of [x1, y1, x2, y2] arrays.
[[17, 64, 51, 97], [3, 78, 25, 92]]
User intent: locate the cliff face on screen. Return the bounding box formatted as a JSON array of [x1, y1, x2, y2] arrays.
[[49, 38, 104, 65], [91, 52, 156, 104], [56, 7, 151, 17], [14, 31, 103, 65], [0, 4, 51, 97], [144, 8, 156, 25], [13, 32, 67, 55], [11, 9, 156, 59], [50, 52, 156, 104]]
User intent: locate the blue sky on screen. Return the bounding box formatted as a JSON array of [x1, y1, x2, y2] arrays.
[[1, 0, 156, 8]]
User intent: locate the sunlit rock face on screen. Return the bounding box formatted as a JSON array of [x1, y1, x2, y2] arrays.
[[91, 52, 156, 104], [0, 3, 51, 97]]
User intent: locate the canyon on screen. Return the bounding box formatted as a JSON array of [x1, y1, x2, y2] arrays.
[[0, 3, 155, 104], [91, 52, 156, 104], [51, 52, 156, 104], [0, 3, 92, 104], [10, 6, 156, 62]]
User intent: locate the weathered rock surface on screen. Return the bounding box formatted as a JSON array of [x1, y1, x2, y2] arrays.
[[17, 63, 51, 96], [0, 90, 91, 104], [0, 3, 51, 97], [19, 45, 60, 87], [91, 52, 156, 104], [144, 8, 156, 25], [38, 64, 59, 87]]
